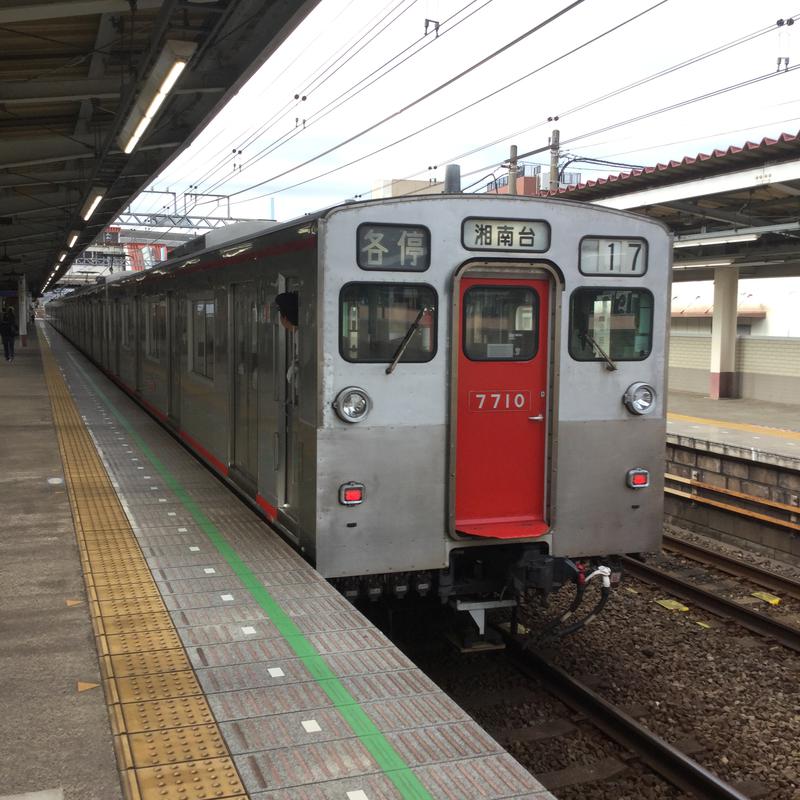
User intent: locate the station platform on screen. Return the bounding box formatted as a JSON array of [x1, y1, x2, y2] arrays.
[[667, 391, 800, 469], [1, 325, 556, 800]]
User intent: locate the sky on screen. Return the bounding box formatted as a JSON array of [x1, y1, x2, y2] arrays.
[[128, 0, 800, 226]]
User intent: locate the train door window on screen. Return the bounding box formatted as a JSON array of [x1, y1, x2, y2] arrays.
[[463, 285, 538, 361], [339, 283, 436, 362], [121, 300, 131, 349], [145, 296, 166, 361], [190, 298, 215, 380], [569, 288, 654, 361]]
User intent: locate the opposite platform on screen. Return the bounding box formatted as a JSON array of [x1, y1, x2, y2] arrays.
[[667, 391, 800, 470], [10, 323, 556, 800]]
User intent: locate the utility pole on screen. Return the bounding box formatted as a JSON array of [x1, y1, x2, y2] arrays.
[[548, 128, 560, 193], [507, 145, 518, 195]]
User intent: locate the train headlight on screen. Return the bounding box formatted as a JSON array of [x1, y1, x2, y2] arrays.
[[333, 386, 371, 423], [623, 382, 656, 415]]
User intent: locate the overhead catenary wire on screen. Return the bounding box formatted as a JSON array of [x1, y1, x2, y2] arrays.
[[204, 0, 669, 208], [218, 0, 588, 200], [197, 0, 497, 194]]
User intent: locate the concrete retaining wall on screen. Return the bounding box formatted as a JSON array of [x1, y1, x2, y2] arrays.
[[669, 334, 800, 401]]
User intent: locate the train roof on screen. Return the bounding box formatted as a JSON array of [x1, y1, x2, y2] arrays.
[[53, 194, 670, 301]]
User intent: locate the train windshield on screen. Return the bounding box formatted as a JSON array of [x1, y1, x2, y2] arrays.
[[340, 283, 436, 363], [569, 288, 654, 362]]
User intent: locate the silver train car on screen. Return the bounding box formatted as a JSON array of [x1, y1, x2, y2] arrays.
[[49, 195, 670, 636]]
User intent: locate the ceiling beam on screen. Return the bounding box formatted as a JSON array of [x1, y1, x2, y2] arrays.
[[2, 78, 121, 105], [593, 158, 800, 210], [0, 0, 163, 24], [655, 199, 771, 228]]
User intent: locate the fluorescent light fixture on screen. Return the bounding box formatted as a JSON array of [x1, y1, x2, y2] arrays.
[[68, 231, 79, 248], [119, 40, 197, 155], [81, 187, 105, 221], [673, 232, 760, 248], [673, 259, 733, 270], [58, 251, 66, 262]]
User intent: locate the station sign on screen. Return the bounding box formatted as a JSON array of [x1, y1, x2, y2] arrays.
[[461, 217, 550, 252]]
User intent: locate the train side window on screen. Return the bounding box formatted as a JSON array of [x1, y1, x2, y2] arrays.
[[463, 285, 538, 361], [569, 287, 654, 362], [339, 283, 437, 363], [145, 297, 166, 361], [190, 299, 215, 380]]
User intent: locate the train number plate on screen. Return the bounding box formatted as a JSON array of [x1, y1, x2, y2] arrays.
[[469, 390, 531, 411]]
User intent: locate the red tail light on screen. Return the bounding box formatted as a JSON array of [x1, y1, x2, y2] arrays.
[[626, 469, 650, 488], [339, 482, 365, 505]]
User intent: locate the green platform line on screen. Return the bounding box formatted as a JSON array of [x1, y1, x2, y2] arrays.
[[66, 352, 434, 800]]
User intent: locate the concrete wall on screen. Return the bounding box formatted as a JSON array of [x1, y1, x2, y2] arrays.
[[669, 333, 800, 401]]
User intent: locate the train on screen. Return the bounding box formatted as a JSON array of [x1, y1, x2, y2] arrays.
[[48, 193, 670, 640]]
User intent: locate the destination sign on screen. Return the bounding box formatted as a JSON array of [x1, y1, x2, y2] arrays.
[[462, 217, 550, 252]]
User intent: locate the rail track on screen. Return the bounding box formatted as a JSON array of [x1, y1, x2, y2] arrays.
[[498, 626, 753, 800], [662, 532, 800, 601], [622, 555, 800, 652]]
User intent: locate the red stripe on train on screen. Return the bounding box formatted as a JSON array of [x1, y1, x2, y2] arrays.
[[256, 494, 278, 520], [179, 430, 229, 477]]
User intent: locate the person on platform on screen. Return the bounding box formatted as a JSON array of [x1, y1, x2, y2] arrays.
[[0, 307, 18, 363]]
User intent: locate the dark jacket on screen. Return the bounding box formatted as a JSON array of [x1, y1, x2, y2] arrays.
[[0, 314, 17, 339]]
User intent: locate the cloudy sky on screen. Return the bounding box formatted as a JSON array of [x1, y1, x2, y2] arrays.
[[130, 0, 800, 224]]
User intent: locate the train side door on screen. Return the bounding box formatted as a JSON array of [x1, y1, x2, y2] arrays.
[[455, 274, 550, 539], [231, 282, 259, 492], [282, 279, 301, 514], [167, 292, 182, 425]]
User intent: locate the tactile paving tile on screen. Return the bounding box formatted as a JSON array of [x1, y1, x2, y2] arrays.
[[128, 756, 245, 800], [128, 724, 232, 767], [108, 669, 203, 704], [95, 596, 168, 617], [101, 627, 184, 656], [103, 649, 191, 678], [96, 611, 176, 636], [114, 696, 217, 734]]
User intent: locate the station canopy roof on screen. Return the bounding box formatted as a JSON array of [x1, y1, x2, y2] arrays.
[[0, 0, 319, 296], [552, 132, 800, 282]]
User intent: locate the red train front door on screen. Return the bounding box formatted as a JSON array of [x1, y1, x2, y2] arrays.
[[455, 274, 550, 539]]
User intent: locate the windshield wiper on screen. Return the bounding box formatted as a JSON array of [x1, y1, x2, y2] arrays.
[[385, 307, 429, 375], [582, 330, 617, 371]]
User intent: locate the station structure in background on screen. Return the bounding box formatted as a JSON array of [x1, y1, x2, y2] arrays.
[[0, 0, 321, 327]]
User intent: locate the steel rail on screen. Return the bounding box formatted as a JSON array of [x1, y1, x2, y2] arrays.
[[622, 556, 800, 652], [500, 632, 751, 800], [663, 533, 800, 601]]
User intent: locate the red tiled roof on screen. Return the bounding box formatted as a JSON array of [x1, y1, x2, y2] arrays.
[[552, 131, 800, 200]]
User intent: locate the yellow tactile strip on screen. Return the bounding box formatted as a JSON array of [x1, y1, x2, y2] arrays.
[[41, 340, 248, 800]]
